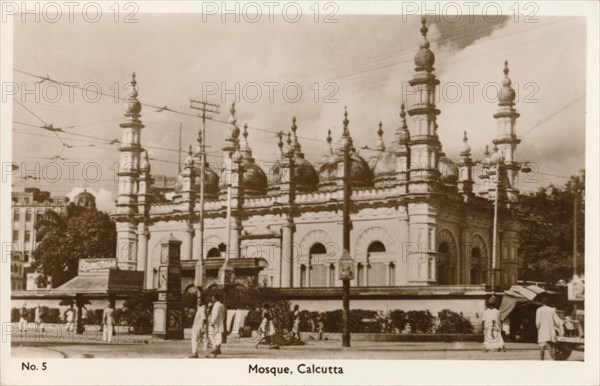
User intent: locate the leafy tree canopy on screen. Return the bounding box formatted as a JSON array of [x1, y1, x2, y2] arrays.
[[518, 171, 585, 284], [33, 204, 117, 287]]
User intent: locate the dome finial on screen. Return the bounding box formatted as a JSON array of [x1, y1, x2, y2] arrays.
[[400, 103, 407, 128], [240, 123, 254, 160], [229, 102, 237, 124], [343, 106, 349, 135], [420, 16, 428, 38], [503, 60, 509, 76], [460, 131, 471, 157], [290, 116, 302, 155], [484, 144, 490, 157], [375, 121, 385, 152], [277, 131, 284, 156]]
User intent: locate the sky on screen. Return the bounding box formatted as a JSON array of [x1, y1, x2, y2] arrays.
[[11, 13, 586, 212]]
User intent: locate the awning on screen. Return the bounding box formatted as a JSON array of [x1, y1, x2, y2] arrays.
[[52, 269, 144, 295], [499, 284, 547, 321]]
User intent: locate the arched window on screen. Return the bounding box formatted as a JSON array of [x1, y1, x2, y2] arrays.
[[357, 263, 364, 287], [438, 242, 450, 285], [300, 264, 307, 288], [206, 247, 221, 259], [470, 247, 482, 285], [309, 243, 327, 255], [218, 243, 227, 253], [329, 263, 336, 287], [367, 241, 386, 254]]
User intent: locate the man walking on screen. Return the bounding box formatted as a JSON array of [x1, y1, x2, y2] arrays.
[[292, 304, 301, 342], [65, 305, 75, 333], [536, 296, 564, 360], [190, 295, 209, 358], [208, 295, 225, 358], [19, 303, 28, 332]]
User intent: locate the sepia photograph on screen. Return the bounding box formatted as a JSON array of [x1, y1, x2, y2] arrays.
[[1, 1, 598, 385]]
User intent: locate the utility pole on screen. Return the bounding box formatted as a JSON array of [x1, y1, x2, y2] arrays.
[[573, 189, 578, 276], [178, 123, 183, 174], [190, 99, 220, 289], [338, 107, 354, 348]]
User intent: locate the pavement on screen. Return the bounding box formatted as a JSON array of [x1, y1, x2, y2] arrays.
[[10, 327, 584, 361]]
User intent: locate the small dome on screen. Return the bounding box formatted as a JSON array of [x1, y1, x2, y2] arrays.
[[318, 152, 374, 188], [270, 157, 318, 192], [240, 160, 268, 195], [125, 73, 141, 116], [373, 151, 397, 177], [74, 190, 96, 209], [460, 131, 471, 156], [438, 156, 459, 183], [414, 46, 435, 70], [173, 164, 220, 197]]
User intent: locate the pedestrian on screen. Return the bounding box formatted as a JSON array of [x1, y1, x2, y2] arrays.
[[102, 302, 115, 343], [65, 305, 75, 333], [292, 304, 301, 342], [317, 313, 325, 341], [207, 295, 225, 358], [536, 295, 564, 360], [19, 303, 28, 332], [34, 304, 41, 332], [189, 296, 209, 358], [81, 305, 88, 332], [482, 297, 506, 352], [255, 309, 276, 348]]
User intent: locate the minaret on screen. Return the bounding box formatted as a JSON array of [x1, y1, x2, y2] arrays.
[[407, 17, 441, 192], [393, 103, 411, 190], [219, 103, 241, 199], [493, 61, 521, 201], [137, 151, 152, 283], [457, 131, 474, 195], [405, 18, 441, 284], [115, 73, 144, 270], [369, 122, 385, 168]]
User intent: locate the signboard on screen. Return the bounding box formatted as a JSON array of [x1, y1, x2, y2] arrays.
[[338, 250, 354, 280], [568, 276, 584, 301], [78, 258, 116, 273]]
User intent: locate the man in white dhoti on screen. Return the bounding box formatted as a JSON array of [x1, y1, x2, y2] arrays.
[[536, 296, 564, 360], [482, 297, 506, 352], [207, 295, 225, 358], [189, 296, 209, 358], [102, 302, 115, 343]]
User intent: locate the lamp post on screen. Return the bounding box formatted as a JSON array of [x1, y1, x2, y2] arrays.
[[479, 151, 531, 292], [338, 112, 354, 348]]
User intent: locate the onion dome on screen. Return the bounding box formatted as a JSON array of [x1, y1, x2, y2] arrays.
[[460, 131, 471, 157], [499, 61, 516, 105], [74, 189, 96, 209], [125, 72, 142, 116], [234, 124, 268, 196], [374, 104, 410, 179], [414, 17, 435, 72], [438, 156, 459, 184], [269, 118, 318, 192], [318, 108, 374, 189], [174, 145, 220, 197]]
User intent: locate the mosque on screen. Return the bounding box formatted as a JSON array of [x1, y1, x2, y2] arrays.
[[111, 19, 526, 313]]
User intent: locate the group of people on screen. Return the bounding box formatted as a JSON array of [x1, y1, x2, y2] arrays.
[[482, 295, 565, 360], [189, 295, 226, 358]]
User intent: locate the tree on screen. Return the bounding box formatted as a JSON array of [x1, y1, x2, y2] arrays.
[[33, 204, 117, 287], [518, 171, 585, 283]]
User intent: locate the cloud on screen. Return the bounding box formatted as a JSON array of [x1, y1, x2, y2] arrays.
[[65, 187, 115, 213], [431, 16, 509, 51]]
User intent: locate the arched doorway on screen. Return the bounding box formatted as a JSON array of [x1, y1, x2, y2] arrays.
[[308, 243, 327, 287], [366, 241, 387, 286], [437, 229, 458, 285]]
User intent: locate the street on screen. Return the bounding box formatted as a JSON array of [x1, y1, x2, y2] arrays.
[[11, 330, 584, 361]]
